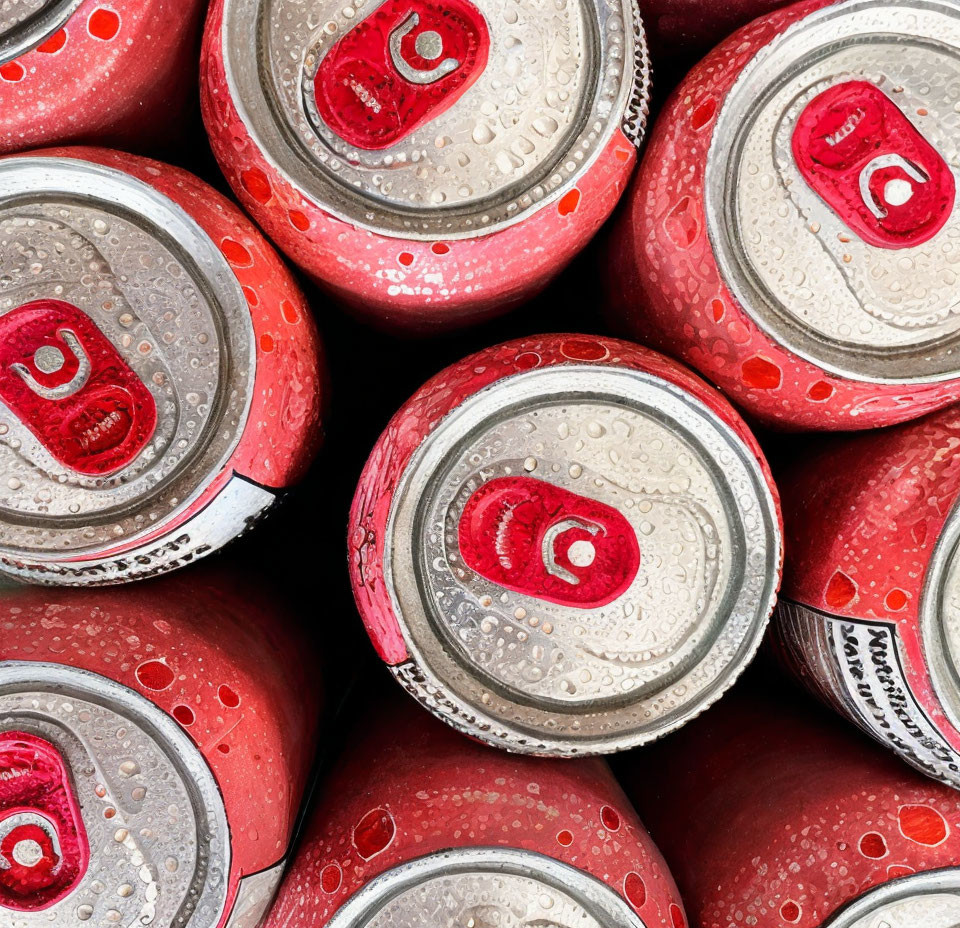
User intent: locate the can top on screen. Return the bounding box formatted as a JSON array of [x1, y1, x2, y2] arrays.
[[824, 869, 960, 928], [0, 1, 82, 64], [324, 848, 644, 928], [0, 157, 255, 567], [0, 661, 230, 927], [223, 0, 649, 240], [385, 364, 780, 755], [705, 0, 960, 385]]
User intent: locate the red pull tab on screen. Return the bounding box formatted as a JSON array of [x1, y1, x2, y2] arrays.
[[792, 80, 955, 249], [0, 732, 89, 911], [0, 300, 157, 476], [313, 0, 490, 150], [458, 476, 641, 609]]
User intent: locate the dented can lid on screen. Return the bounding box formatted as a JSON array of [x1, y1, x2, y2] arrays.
[[824, 869, 960, 928], [324, 848, 644, 928], [705, 0, 960, 384], [385, 363, 780, 754], [0, 157, 256, 582], [0, 1, 82, 65], [0, 661, 230, 927], [221, 0, 650, 239]]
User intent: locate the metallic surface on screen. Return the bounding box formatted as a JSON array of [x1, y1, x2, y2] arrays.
[[351, 335, 782, 756], [263, 702, 686, 928], [225, 0, 645, 239], [0, 157, 255, 578], [0, 662, 230, 928], [826, 870, 960, 928], [705, 0, 960, 383], [326, 849, 645, 928], [0, 0, 82, 65]]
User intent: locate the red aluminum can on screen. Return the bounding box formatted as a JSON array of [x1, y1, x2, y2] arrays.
[[0, 570, 322, 928], [0, 1, 206, 154], [200, 0, 651, 333], [349, 334, 782, 755], [776, 406, 960, 790], [608, 0, 960, 430], [621, 685, 960, 928], [263, 701, 686, 928], [0, 147, 325, 585]]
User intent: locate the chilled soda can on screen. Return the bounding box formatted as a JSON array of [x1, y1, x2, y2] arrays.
[[0, 1, 207, 154], [349, 334, 782, 755], [0, 570, 322, 928], [200, 0, 651, 332], [263, 701, 686, 928], [621, 684, 960, 928], [608, 0, 960, 430], [0, 147, 325, 586], [775, 406, 960, 790]]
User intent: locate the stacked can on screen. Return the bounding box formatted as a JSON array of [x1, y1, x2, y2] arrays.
[[0, 571, 322, 928], [0, 1, 207, 153], [201, 0, 651, 331], [0, 147, 325, 585], [350, 334, 782, 755], [608, 0, 960, 430], [621, 685, 960, 928], [776, 406, 960, 790], [264, 701, 686, 928]]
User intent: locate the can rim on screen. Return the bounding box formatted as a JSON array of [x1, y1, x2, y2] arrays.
[[0, 0, 83, 66], [0, 659, 231, 928], [220, 0, 649, 241], [0, 156, 257, 564], [705, 0, 960, 386], [384, 364, 781, 756], [323, 847, 647, 928], [920, 495, 960, 735], [822, 868, 960, 927]]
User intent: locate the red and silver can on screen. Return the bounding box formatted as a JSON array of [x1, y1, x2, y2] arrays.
[[608, 0, 960, 430], [621, 683, 960, 928], [349, 334, 782, 755], [0, 2, 206, 154], [776, 406, 960, 790], [200, 0, 651, 332], [0, 570, 322, 928], [263, 701, 686, 928], [0, 147, 325, 585]]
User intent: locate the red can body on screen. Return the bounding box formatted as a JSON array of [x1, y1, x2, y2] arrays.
[[622, 686, 960, 928], [0, 147, 325, 585], [263, 703, 685, 928], [608, 0, 960, 430], [0, 571, 322, 928], [0, 1, 206, 154], [776, 406, 960, 791], [200, 0, 650, 333], [350, 334, 782, 755]]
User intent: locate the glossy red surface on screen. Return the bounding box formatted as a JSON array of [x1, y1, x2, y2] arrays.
[[623, 687, 960, 927], [0, 1, 205, 154], [263, 703, 685, 928], [0, 573, 322, 927]]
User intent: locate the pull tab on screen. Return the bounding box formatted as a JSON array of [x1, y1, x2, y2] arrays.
[[311, 0, 490, 150], [792, 80, 956, 249], [0, 732, 88, 911], [458, 476, 641, 609], [0, 300, 157, 476]]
